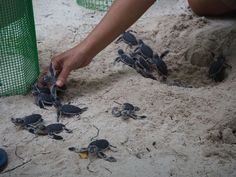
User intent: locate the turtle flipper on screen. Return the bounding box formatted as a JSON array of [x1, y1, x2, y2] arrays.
[[36, 96, 45, 109], [115, 36, 123, 44], [28, 128, 36, 134], [49, 62, 56, 80], [48, 133, 63, 140], [160, 50, 169, 59], [112, 107, 122, 117], [81, 107, 88, 113], [97, 152, 117, 162], [64, 127, 73, 133], [50, 85, 57, 100], [57, 110, 61, 122], [79, 148, 89, 153], [68, 147, 81, 153]]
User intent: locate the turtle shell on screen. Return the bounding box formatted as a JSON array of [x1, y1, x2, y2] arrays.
[[11, 114, 43, 126], [123, 103, 140, 111], [122, 31, 138, 46], [46, 123, 66, 134], [0, 148, 8, 172], [38, 93, 54, 105], [135, 40, 153, 59], [61, 104, 88, 116], [88, 139, 110, 153]]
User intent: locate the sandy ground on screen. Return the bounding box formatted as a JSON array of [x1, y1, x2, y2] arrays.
[[1, 0, 236, 176]]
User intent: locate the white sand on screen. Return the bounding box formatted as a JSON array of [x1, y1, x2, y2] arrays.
[[0, 0, 236, 176]]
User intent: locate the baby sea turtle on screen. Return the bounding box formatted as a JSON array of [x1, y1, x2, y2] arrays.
[[115, 49, 136, 68], [112, 102, 146, 120], [11, 114, 43, 129], [69, 126, 117, 162], [152, 50, 169, 77], [69, 139, 117, 162], [32, 84, 54, 109], [209, 54, 232, 82], [115, 30, 138, 47], [29, 123, 72, 140], [132, 40, 154, 59], [54, 100, 88, 122]]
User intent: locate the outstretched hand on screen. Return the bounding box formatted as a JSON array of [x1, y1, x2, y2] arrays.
[[52, 45, 93, 87], [38, 45, 93, 88]]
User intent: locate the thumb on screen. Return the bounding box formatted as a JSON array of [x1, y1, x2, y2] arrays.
[[56, 67, 70, 87]]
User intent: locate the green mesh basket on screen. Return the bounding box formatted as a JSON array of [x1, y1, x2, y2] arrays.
[[0, 0, 39, 96], [76, 0, 113, 11]]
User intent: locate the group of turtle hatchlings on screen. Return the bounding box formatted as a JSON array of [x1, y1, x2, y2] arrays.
[[115, 30, 232, 83], [11, 57, 148, 164], [10, 30, 232, 168], [115, 30, 169, 81]]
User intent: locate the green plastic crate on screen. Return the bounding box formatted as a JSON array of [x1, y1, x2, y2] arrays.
[[0, 0, 39, 96], [76, 0, 113, 11]]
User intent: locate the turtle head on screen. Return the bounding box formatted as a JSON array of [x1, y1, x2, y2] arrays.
[[118, 49, 124, 55], [11, 118, 24, 125], [88, 145, 99, 154], [138, 39, 143, 45]]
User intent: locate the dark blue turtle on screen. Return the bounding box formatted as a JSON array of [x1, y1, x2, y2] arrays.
[[112, 102, 146, 120], [29, 123, 72, 140], [152, 50, 169, 77], [132, 40, 154, 59], [54, 100, 88, 122], [115, 49, 136, 68], [209, 54, 232, 82], [69, 126, 116, 162], [32, 84, 55, 109], [115, 30, 138, 47], [69, 139, 117, 162], [11, 114, 43, 129]]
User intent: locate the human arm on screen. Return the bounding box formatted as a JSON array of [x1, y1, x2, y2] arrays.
[[52, 0, 156, 86]]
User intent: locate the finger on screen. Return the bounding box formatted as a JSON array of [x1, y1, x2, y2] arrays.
[[56, 67, 71, 87]]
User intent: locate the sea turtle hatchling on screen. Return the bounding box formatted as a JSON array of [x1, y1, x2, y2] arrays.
[[112, 102, 146, 120], [32, 84, 55, 109], [208, 54, 232, 82], [69, 126, 117, 162], [54, 100, 88, 122], [115, 30, 138, 47], [11, 114, 43, 129], [69, 139, 117, 162], [115, 49, 136, 68], [28, 123, 72, 140]]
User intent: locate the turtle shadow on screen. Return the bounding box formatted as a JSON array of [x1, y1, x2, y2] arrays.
[[65, 69, 135, 98]]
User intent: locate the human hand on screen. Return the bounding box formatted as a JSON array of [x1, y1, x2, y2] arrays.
[[51, 45, 93, 87]]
